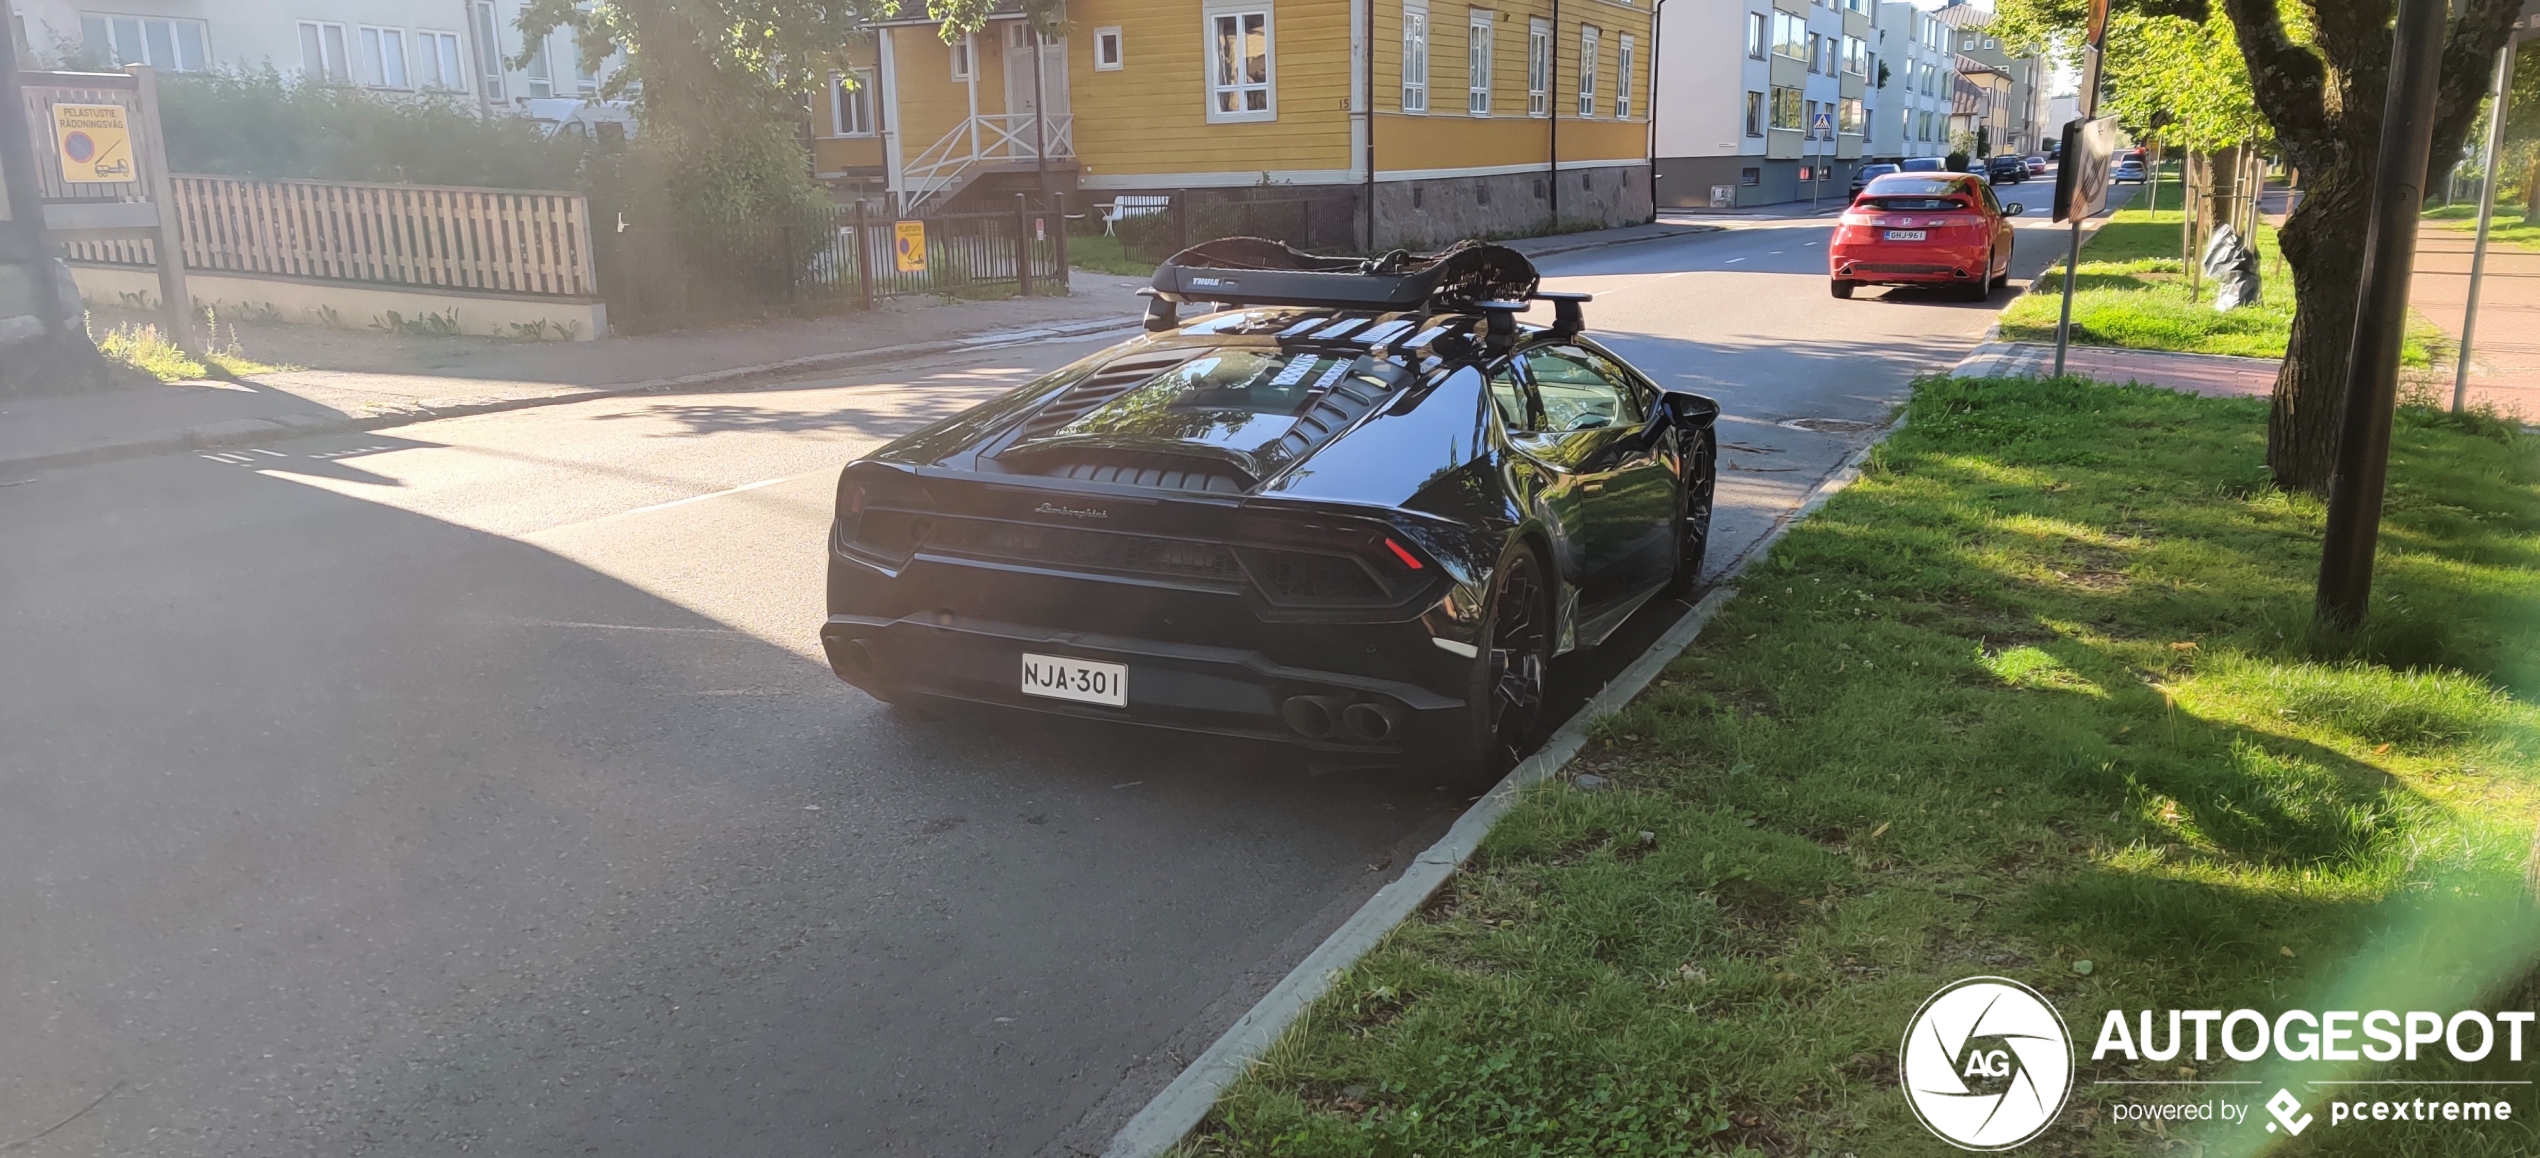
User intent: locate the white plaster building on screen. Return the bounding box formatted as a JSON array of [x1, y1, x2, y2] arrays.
[[1653, 0, 1877, 209], [1867, 0, 1947, 163]]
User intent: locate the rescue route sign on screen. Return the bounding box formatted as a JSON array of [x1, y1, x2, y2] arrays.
[[53, 103, 134, 183], [893, 220, 927, 273]]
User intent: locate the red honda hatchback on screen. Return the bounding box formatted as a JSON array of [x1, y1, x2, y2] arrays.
[[1829, 172, 2025, 301]]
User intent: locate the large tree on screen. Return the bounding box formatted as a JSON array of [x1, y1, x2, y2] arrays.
[[2002, 0, 2525, 494]]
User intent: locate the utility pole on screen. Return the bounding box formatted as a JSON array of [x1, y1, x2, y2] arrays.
[[2050, 0, 2108, 377], [2315, 0, 2449, 629]]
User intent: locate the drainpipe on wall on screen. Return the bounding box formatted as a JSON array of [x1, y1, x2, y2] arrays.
[[1032, 22, 1046, 192], [1645, 0, 1668, 220], [1361, 0, 1374, 250]]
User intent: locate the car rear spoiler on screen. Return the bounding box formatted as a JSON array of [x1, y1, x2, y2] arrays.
[[1143, 237, 1544, 332]]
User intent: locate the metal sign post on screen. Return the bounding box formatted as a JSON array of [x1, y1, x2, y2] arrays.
[[1811, 110, 1834, 206], [2050, 0, 2110, 378], [2452, 4, 2537, 412]]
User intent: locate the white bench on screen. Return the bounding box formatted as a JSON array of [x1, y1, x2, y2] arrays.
[[1101, 195, 1173, 235]]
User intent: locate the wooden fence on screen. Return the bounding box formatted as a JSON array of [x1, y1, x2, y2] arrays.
[[63, 176, 598, 299]]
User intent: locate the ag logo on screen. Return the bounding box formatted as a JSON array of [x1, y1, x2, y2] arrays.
[[1900, 976, 2073, 1150]]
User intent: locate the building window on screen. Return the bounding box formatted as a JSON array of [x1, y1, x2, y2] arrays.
[[83, 13, 208, 71], [1803, 98, 1818, 138], [1741, 166, 1760, 186], [1466, 10, 1492, 115], [1575, 25, 1598, 118], [471, 0, 504, 98], [1806, 32, 1822, 73], [830, 69, 874, 135], [1401, 0, 1428, 112], [1843, 35, 1865, 75], [573, 48, 600, 96], [523, 35, 553, 97], [418, 30, 464, 90], [1983, 36, 1996, 48], [358, 26, 409, 88], [298, 21, 350, 84], [1839, 96, 1863, 134], [1962, 34, 1976, 50], [1771, 12, 1804, 59], [1094, 26, 1123, 70], [1614, 34, 1631, 118], [1746, 12, 1765, 60], [950, 35, 972, 81], [1770, 84, 1801, 131], [1744, 90, 1764, 137], [81, 13, 209, 71], [1527, 18, 1550, 116], [1206, 7, 1273, 120]]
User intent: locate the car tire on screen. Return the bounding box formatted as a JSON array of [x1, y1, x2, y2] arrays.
[[1991, 245, 2012, 289], [1662, 427, 1717, 598], [1440, 543, 1552, 782], [1963, 256, 1994, 302], [1831, 279, 1856, 299]]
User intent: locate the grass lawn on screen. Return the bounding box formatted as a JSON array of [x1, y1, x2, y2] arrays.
[[91, 320, 285, 382], [1193, 377, 2540, 1156], [1071, 232, 1160, 277], [2428, 203, 2540, 252], [2000, 173, 2437, 365]]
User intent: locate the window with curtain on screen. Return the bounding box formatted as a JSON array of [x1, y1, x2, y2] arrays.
[[1207, 8, 1273, 119], [83, 13, 208, 71], [1575, 25, 1597, 117], [1466, 10, 1491, 115], [1401, 1, 1427, 111], [1526, 19, 1549, 116], [831, 69, 875, 135]]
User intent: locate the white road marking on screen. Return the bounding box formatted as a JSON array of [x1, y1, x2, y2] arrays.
[[622, 474, 796, 516], [249, 448, 288, 457], [1724, 257, 1746, 264], [490, 618, 750, 635]]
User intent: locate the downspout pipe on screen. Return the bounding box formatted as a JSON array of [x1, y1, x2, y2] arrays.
[[1363, 0, 1375, 250], [1646, 0, 1667, 221], [1549, 0, 1560, 230]]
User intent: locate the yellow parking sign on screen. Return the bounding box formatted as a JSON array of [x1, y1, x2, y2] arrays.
[[53, 103, 134, 183], [893, 220, 926, 273]]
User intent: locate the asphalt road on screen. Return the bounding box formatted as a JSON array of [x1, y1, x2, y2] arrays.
[[0, 185, 2098, 1157]]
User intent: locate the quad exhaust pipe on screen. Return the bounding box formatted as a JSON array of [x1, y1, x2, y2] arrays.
[[1281, 696, 1402, 743]]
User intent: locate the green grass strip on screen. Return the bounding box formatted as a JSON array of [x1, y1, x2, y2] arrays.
[[1192, 376, 2540, 1157]]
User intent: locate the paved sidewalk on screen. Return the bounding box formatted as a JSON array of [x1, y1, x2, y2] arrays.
[[2408, 219, 2540, 420], [2, 276, 1152, 475]]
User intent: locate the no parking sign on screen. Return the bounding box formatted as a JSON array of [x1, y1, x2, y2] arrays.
[[893, 220, 926, 273], [52, 103, 133, 183]]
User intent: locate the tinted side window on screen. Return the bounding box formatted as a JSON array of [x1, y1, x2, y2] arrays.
[[1520, 346, 1643, 432], [1488, 363, 1536, 431]]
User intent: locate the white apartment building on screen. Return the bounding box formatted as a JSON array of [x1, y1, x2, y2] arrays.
[[1867, 0, 1947, 163], [9, 0, 609, 112], [1653, 0, 1878, 209]]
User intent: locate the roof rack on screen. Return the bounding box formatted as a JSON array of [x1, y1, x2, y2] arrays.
[[1143, 238, 1544, 332]]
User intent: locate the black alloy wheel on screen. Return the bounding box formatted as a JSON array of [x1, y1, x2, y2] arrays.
[[1447, 545, 1552, 780], [1831, 279, 1856, 299], [1663, 427, 1717, 597]]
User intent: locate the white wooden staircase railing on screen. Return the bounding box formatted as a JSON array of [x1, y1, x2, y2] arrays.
[[902, 113, 1076, 215]]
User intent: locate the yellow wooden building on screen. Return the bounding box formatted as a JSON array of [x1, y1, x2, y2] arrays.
[[811, 0, 1654, 247]]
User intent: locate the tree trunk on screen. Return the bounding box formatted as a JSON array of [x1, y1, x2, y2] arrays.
[[2266, 155, 2369, 494], [2527, 154, 2539, 218]]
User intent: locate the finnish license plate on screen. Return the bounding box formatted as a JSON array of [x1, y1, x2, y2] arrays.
[[1884, 229, 1927, 241], [1020, 653, 1128, 707]]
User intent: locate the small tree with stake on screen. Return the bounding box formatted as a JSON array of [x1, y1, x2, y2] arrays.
[[1998, 0, 2527, 496]]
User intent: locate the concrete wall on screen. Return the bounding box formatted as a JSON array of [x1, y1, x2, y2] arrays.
[[68, 264, 607, 340], [1655, 153, 1866, 209], [1370, 163, 1649, 249]]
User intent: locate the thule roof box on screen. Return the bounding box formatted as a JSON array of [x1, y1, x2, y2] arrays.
[[1143, 238, 1545, 332]]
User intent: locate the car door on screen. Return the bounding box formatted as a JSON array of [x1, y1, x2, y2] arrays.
[[1503, 344, 1676, 613], [1974, 179, 2010, 275]]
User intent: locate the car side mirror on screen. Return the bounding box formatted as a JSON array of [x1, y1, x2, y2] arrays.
[[1660, 388, 1720, 430], [2004, 203, 2026, 217]]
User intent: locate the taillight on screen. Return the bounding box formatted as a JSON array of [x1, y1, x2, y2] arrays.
[[1382, 537, 1425, 571]]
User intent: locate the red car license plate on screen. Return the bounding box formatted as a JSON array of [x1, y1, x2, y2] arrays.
[[1884, 229, 1927, 241]]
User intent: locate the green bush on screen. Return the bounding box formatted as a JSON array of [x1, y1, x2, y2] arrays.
[[160, 69, 586, 189]]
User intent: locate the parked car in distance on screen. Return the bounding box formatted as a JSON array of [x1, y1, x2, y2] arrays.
[[821, 240, 1722, 777], [1900, 157, 1947, 173], [2113, 157, 2148, 184], [1830, 172, 2024, 303], [1851, 163, 1901, 197], [2024, 155, 2048, 176], [1985, 154, 2029, 184]]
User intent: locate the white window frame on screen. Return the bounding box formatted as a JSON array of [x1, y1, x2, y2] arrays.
[[1526, 18, 1550, 117], [1575, 24, 1598, 119], [1094, 26, 1124, 70], [1843, 34, 1865, 75], [829, 68, 875, 136], [1401, 0, 1428, 112], [949, 34, 973, 81], [1745, 12, 1765, 60], [358, 25, 410, 89], [82, 13, 210, 72], [470, 1, 505, 98], [298, 20, 350, 85], [418, 29, 465, 91], [1744, 89, 1764, 137], [1614, 33, 1632, 118], [1466, 9, 1492, 116], [1203, 4, 1275, 123]]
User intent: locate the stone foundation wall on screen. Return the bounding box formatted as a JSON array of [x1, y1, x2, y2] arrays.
[[1371, 166, 1652, 251]]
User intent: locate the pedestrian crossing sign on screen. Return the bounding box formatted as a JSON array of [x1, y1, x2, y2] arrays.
[[1812, 110, 1834, 134]]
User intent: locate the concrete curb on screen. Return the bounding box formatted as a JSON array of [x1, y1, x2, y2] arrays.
[[0, 314, 1142, 477], [1098, 424, 1901, 1158]]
